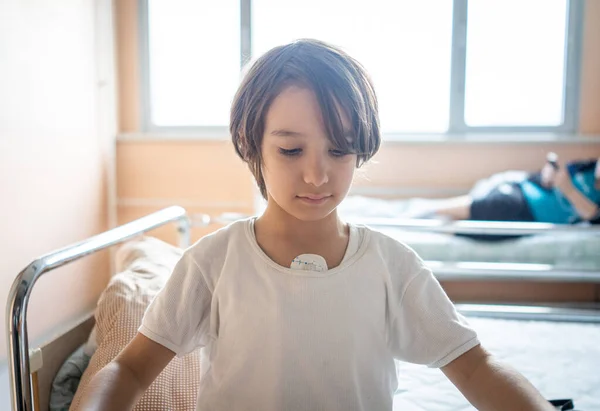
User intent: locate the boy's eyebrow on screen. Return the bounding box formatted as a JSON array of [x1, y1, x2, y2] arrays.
[[270, 129, 305, 137], [270, 129, 355, 138]]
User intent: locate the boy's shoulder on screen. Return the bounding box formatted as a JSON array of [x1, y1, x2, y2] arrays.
[[354, 223, 425, 266], [356, 224, 431, 287], [185, 217, 251, 264]]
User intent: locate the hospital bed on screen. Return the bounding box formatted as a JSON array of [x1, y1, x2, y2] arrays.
[[7, 206, 600, 410]]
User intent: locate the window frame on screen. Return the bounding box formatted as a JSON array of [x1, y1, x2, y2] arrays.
[[137, 0, 585, 137]]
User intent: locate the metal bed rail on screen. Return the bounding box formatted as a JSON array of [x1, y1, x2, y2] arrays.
[[456, 303, 600, 323], [351, 217, 600, 236], [429, 261, 600, 282], [198, 213, 600, 236], [6, 206, 191, 411]]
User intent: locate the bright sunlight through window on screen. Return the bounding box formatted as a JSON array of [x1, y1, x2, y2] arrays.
[[464, 0, 568, 127], [253, 0, 453, 133], [145, 0, 575, 134], [148, 0, 240, 127]]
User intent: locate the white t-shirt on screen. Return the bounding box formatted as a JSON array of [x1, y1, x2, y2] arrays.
[[140, 218, 479, 411]]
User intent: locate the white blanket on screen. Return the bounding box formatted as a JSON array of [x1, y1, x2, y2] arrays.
[[393, 317, 600, 410]]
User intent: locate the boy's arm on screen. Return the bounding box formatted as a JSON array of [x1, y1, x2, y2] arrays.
[[72, 333, 175, 411], [442, 344, 554, 411]]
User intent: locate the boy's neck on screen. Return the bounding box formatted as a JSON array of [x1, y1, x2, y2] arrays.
[[256, 202, 346, 243], [254, 201, 350, 269]]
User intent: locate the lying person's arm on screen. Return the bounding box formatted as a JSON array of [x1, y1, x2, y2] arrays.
[[442, 345, 554, 411], [554, 167, 599, 221]]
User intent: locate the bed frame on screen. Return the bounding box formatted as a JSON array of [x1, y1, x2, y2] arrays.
[[6, 206, 191, 411], [6, 206, 600, 410]]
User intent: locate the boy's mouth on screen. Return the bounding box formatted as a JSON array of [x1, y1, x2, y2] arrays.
[[297, 194, 332, 204], [300, 194, 331, 200]]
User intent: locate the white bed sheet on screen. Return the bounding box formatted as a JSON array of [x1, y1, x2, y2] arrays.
[[339, 196, 600, 270], [392, 317, 600, 410]]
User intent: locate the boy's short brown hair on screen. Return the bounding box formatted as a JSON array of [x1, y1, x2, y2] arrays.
[[230, 39, 381, 199]]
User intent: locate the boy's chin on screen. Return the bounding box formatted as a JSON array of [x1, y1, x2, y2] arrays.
[[265, 195, 341, 222], [285, 203, 339, 222]]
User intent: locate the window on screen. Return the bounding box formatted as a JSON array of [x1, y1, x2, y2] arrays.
[[464, 0, 569, 128], [143, 0, 240, 127], [253, 0, 453, 133], [140, 0, 584, 135]]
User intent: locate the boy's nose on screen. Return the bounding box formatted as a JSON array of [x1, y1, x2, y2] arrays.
[[303, 155, 329, 187]]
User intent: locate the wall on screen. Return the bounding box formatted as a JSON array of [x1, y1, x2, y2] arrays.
[[0, 0, 116, 372], [114, 0, 600, 303], [117, 140, 255, 243], [580, 0, 600, 133]]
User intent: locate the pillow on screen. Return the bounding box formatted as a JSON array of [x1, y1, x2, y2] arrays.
[[70, 236, 201, 411]]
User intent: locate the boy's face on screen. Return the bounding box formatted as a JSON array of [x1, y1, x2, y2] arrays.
[[261, 86, 357, 222]]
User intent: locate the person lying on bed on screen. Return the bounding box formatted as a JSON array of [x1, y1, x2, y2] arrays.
[[411, 155, 600, 241], [74, 39, 556, 411]]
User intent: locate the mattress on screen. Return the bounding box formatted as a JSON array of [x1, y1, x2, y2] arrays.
[[339, 196, 600, 270], [392, 316, 600, 410]]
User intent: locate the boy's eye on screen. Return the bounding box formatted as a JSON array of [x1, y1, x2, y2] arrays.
[[279, 148, 302, 156], [329, 149, 351, 157]]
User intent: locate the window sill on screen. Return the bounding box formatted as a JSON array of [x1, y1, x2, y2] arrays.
[[117, 131, 600, 145]]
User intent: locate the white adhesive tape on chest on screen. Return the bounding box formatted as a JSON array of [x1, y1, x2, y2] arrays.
[[290, 254, 328, 272]]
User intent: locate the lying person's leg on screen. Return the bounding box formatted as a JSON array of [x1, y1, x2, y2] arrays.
[[431, 195, 473, 220], [403, 195, 472, 220]]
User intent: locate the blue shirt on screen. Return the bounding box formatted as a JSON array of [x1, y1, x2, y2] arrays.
[[519, 163, 599, 224]]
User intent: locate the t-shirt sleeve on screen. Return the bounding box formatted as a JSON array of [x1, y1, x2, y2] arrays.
[[139, 252, 212, 357], [387, 250, 479, 368]]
